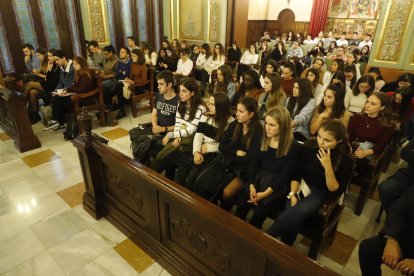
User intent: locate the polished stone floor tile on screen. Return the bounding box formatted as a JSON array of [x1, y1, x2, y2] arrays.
[[31, 159, 83, 192], [0, 132, 11, 141], [57, 182, 85, 208], [48, 228, 113, 275], [90, 218, 127, 246], [17, 193, 70, 226], [6, 179, 55, 207], [140, 262, 172, 276], [0, 142, 18, 164], [31, 209, 89, 248], [21, 149, 60, 168], [317, 255, 343, 274], [321, 231, 358, 266], [0, 191, 13, 216], [71, 249, 138, 276], [0, 229, 46, 274], [72, 205, 99, 226], [100, 127, 129, 140], [0, 211, 29, 242], [114, 239, 155, 273], [2, 251, 65, 276]]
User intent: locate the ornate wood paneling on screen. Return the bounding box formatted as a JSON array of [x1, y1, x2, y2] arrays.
[[72, 132, 338, 276], [246, 20, 310, 48]]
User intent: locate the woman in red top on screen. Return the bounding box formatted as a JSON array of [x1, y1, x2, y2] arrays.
[[347, 92, 395, 177]]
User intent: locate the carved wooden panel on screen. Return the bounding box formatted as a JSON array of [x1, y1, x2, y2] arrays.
[[160, 199, 244, 274], [277, 9, 295, 33], [246, 20, 310, 49], [77, 138, 338, 276]]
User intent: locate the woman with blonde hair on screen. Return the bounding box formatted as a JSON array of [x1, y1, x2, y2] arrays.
[[235, 106, 301, 229]]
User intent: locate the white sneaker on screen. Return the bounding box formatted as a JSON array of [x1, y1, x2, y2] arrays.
[[43, 121, 59, 131], [52, 125, 66, 132]]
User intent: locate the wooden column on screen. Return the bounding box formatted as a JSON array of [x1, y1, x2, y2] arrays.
[[232, 0, 249, 48], [54, 0, 74, 58], [0, 1, 25, 76]]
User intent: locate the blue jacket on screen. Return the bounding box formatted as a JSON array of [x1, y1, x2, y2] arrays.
[[56, 60, 75, 90]]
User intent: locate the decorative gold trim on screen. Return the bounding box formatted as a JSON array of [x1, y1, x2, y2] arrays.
[[411, 50, 414, 65], [208, 0, 221, 42], [87, 0, 107, 43], [374, 0, 414, 63]]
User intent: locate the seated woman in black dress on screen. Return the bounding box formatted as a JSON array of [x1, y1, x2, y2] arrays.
[[235, 106, 301, 229], [267, 119, 354, 246], [219, 97, 263, 210]]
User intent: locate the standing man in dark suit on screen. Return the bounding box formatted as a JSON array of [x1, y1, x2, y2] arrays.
[[359, 186, 414, 275]]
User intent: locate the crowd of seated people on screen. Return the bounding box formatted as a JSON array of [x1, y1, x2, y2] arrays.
[[13, 29, 414, 273]]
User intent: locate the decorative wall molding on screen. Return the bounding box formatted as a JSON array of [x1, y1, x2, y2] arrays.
[[209, 0, 220, 42], [376, 0, 413, 62], [370, 0, 414, 70], [87, 0, 107, 43]]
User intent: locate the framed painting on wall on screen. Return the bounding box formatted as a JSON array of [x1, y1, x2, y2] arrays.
[[364, 20, 377, 36], [343, 19, 355, 36], [349, 0, 381, 19], [329, 0, 350, 18], [325, 19, 335, 34], [332, 19, 346, 36], [179, 0, 205, 41]]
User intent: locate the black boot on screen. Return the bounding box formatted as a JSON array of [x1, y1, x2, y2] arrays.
[[30, 112, 41, 124], [116, 106, 126, 119]]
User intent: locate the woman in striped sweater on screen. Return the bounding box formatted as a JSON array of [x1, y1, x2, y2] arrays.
[[174, 92, 233, 186], [153, 78, 206, 178]]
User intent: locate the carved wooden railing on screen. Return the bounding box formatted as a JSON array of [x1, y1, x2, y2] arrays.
[[72, 110, 337, 276], [0, 86, 41, 152]]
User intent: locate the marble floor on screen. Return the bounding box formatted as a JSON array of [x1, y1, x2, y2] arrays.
[[0, 107, 403, 275]]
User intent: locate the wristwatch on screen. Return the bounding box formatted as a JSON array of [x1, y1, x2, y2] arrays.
[[287, 192, 295, 199]]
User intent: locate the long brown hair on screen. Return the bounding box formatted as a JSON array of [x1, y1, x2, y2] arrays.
[[231, 97, 262, 150], [265, 72, 284, 109], [72, 56, 92, 79], [215, 64, 233, 94], [212, 43, 224, 61], [319, 119, 352, 171], [261, 107, 293, 158], [212, 92, 232, 141], [366, 92, 394, 127], [178, 78, 204, 121], [36, 48, 48, 74]]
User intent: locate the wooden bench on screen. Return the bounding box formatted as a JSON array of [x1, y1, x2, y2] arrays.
[[0, 86, 41, 152], [72, 115, 337, 275]]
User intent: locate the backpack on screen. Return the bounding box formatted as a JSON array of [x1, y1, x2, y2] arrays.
[[185, 153, 233, 202], [129, 125, 152, 161], [64, 114, 79, 141]]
